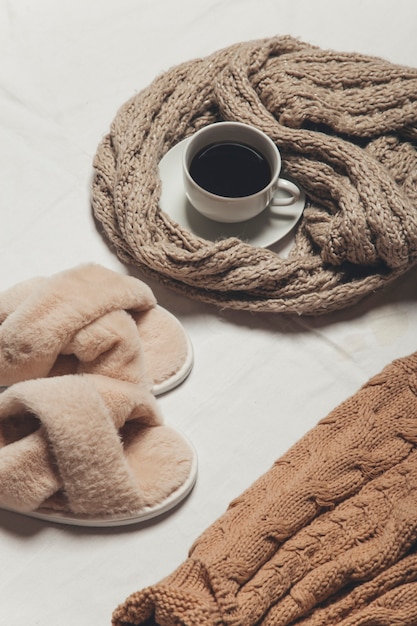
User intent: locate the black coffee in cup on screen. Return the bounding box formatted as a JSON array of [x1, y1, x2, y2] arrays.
[[189, 141, 271, 198]]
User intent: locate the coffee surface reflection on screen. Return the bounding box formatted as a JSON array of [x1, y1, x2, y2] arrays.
[[189, 141, 271, 198]]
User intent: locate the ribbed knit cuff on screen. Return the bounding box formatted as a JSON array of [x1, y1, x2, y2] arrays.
[[113, 560, 222, 625]]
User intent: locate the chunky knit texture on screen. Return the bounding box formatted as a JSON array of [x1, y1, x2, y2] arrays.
[[113, 350, 417, 625], [92, 36, 417, 315]]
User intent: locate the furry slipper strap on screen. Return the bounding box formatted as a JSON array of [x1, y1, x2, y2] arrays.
[[0, 264, 155, 385], [0, 374, 197, 525], [112, 351, 417, 625], [0, 264, 193, 394], [0, 375, 160, 515]]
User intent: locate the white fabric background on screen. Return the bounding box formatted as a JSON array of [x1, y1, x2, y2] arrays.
[[1, 1, 417, 624]]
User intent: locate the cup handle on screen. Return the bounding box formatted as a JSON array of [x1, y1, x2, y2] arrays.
[[271, 178, 301, 206]]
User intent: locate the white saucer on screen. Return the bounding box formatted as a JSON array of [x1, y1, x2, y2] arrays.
[[158, 137, 305, 248]]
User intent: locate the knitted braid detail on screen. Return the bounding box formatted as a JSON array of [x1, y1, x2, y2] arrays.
[[112, 351, 417, 625], [92, 36, 417, 315]]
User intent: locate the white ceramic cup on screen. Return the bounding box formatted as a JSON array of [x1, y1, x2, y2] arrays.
[[182, 121, 301, 223]]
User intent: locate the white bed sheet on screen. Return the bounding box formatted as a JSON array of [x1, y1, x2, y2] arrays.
[[1, 1, 417, 624]]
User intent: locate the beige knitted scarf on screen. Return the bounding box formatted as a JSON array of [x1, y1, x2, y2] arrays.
[[92, 36, 417, 315]]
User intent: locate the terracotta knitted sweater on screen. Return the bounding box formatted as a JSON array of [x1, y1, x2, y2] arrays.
[[113, 350, 417, 625], [92, 36, 417, 315]]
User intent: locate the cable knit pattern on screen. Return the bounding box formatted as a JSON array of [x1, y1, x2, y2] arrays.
[[92, 36, 417, 315], [112, 351, 417, 625]]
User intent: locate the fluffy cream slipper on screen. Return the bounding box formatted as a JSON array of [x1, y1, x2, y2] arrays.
[[0, 374, 197, 526], [0, 264, 193, 395]]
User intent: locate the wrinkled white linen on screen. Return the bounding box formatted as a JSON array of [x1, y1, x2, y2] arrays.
[[1, 1, 417, 624]]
